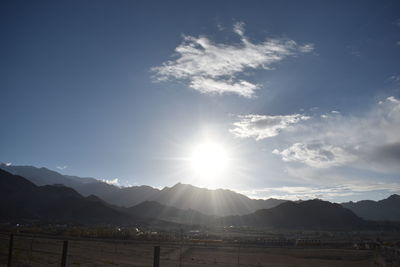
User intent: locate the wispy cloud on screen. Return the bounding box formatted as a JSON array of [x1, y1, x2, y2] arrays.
[[102, 178, 120, 186], [152, 22, 313, 97], [56, 165, 67, 170], [272, 96, 400, 172], [230, 114, 310, 140], [346, 45, 361, 57], [389, 74, 400, 84], [241, 182, 400, 201]]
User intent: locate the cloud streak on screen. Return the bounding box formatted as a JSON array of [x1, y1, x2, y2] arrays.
[[241, 182, 400, 201], [152, 22, 313, 97], [102, 178, 120, 186], [230, 114, 310, 140], [56, 165, 67, 170]]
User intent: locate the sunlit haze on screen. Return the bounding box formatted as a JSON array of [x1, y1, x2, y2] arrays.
[[189, 142, 229, 185]]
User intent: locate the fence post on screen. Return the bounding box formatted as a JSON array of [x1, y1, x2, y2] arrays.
[[237, 242, 241, 267], [153, 246, 160, 267], [179, 229, 183, 267], [61, 240, 68, 267], [29, 237, 33, 261], [7, 234, 14, 267]]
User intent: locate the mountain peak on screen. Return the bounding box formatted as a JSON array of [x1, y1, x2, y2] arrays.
[[387, 194, 400, 200]]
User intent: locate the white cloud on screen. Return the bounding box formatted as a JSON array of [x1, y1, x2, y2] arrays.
[[273, 143, 356, 168], [230, 114, 310, 140], [389, 74, 400, 84], [102, 178, 120, 186], [320, 110, 341, 119], [152, 22, 313, 97], [273, 96, 400, 171], [216, 23, 225, 31], [190, 77, 258, 98], [233, 21, 245, 36], [386, 95, 400, 104], [56, 165, 67, 170]]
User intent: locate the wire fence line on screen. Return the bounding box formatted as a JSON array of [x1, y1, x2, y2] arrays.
[[0, 232, 383, 267], [0, 233, 240, 267]]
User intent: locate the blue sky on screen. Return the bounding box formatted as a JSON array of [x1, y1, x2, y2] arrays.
[[1, 0, 400, 202]]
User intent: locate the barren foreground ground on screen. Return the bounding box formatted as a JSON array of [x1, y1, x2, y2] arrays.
[[0, 234, 380, 267]]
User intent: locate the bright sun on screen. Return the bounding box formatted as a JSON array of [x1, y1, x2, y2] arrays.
[[189, 142, 229, 179]]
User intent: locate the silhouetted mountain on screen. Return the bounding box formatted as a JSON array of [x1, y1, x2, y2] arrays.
[[0, 163, 97, 187], [0, 169, 139, 224], [341, 194, 400, 221], [219, 199, 365, 230], [127, 201, 215, 225], [74, 181, 120, 198], [102, 186, 160, 207], [2, 165, 392, 230], [0, 163, 157, 207], [0, 165, 287, 215], [151, 183, 287, 216]]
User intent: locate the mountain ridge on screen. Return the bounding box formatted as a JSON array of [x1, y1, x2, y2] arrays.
[[2, 163, 399, 221], [341, 194, 400, 221], [218, 199, 365, 230], [0, 164, 287, 216], [0, 169, 142, 225]]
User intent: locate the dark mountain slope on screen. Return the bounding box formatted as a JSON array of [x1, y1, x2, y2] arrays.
[[0, 163, 96, 187], [0, 164, 159, 208], [152, 183, 287, 216], [0, 169, 138, 224], [219, 199, 365, 230], [101, 186, 160, 207], [127, 201, 215, 225], [341, 194, 400, 221]]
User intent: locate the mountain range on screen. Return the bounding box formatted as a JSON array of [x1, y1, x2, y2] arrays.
[[127, 201, 215, 225], [0, 168, 367, 230], [0, 169, 138, 224], [219, 199, 365, 230], [1, 163, 399, 229], [342, 194, 400, 221], [0, 164, 286, 216]]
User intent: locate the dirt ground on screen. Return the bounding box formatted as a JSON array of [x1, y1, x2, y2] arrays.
[[0, 234, 380, 267]]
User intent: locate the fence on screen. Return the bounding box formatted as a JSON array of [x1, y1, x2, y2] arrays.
[[0, 232, 381, 266], [380, 246, 400, 266], [0, 233, 171, 267]]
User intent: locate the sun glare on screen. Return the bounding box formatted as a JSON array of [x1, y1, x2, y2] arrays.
[[189, 142, 229, 179]]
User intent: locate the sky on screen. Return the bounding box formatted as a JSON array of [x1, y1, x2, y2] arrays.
[[1, 0, 400, 202]]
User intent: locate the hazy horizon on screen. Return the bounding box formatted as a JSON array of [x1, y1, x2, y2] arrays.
[[1, 162, 398, 203]]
